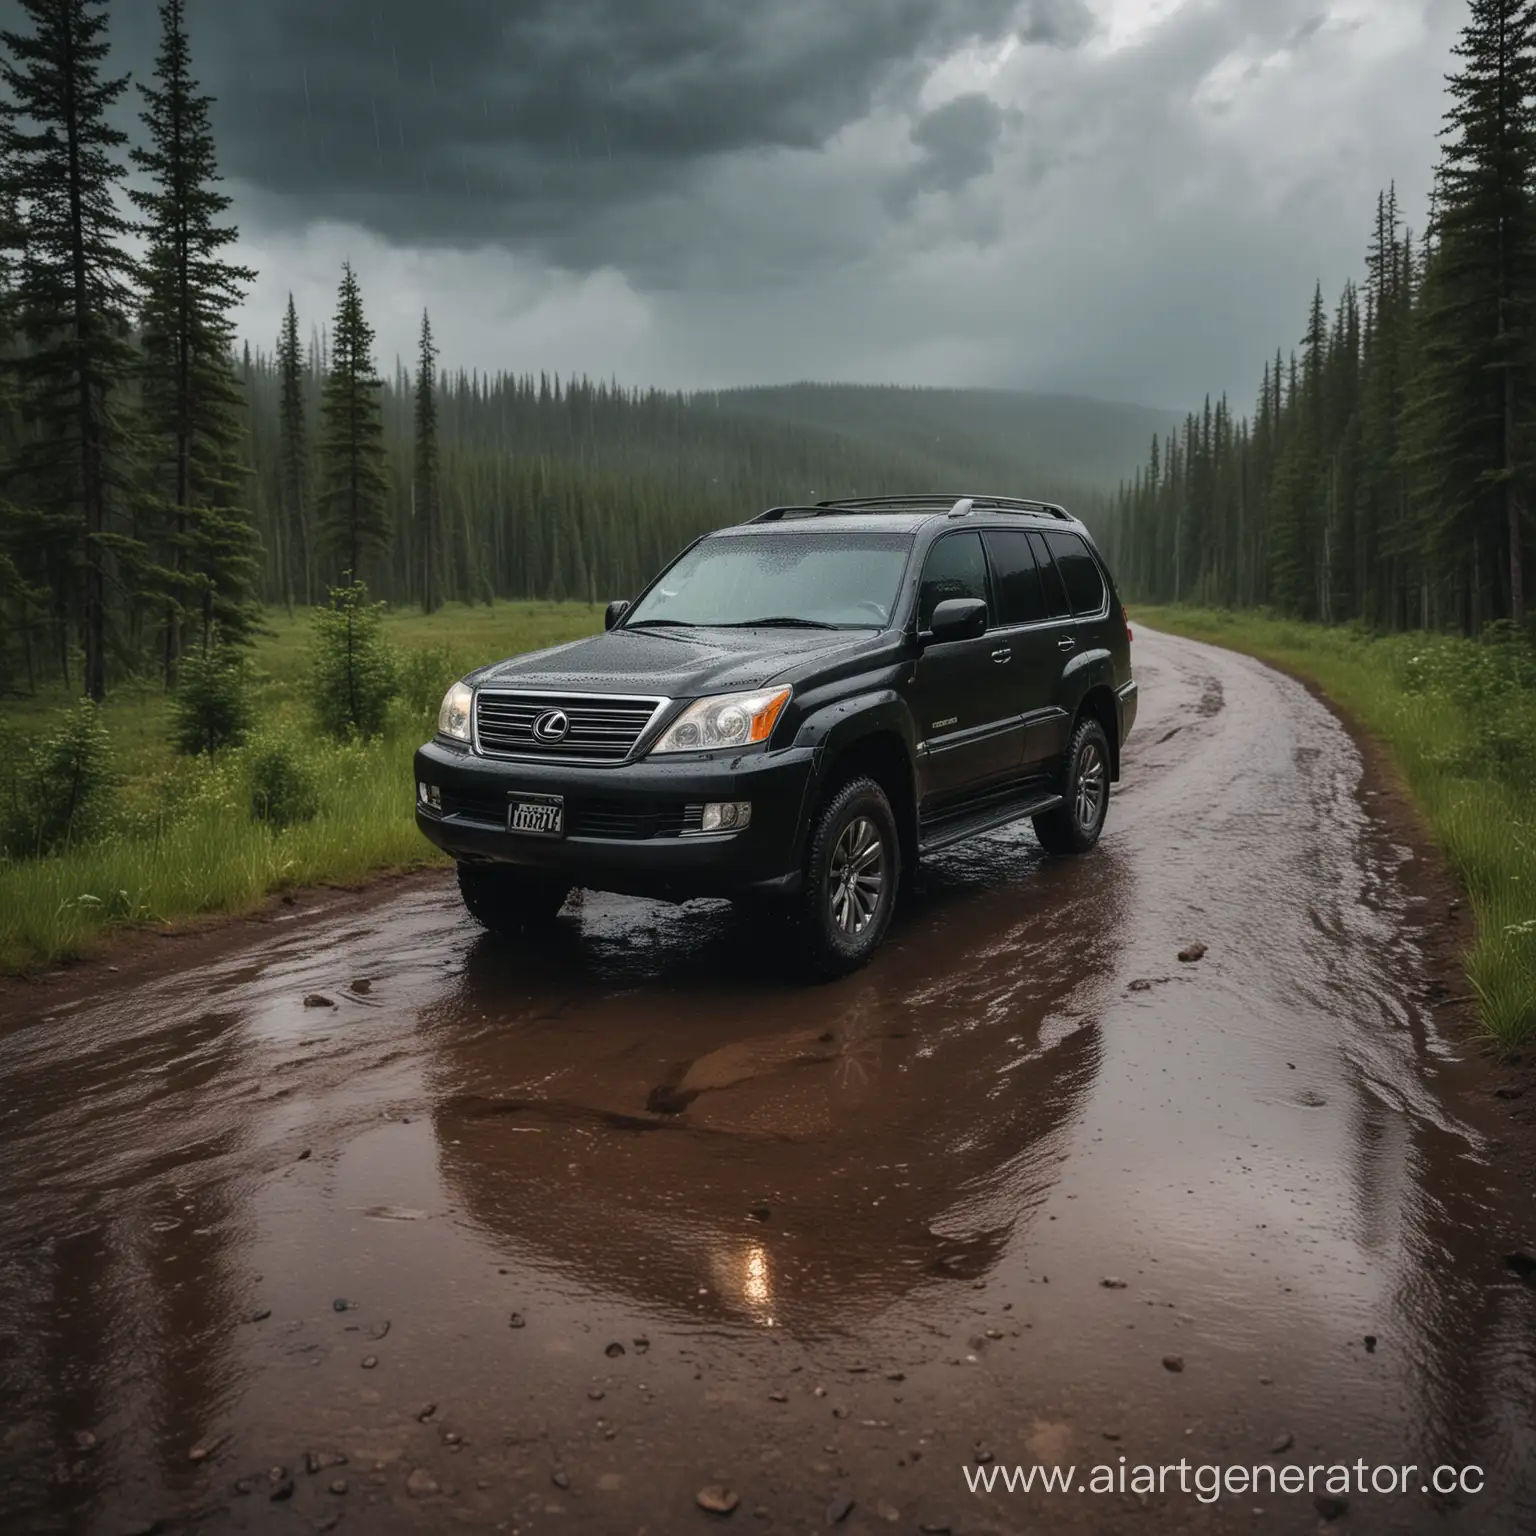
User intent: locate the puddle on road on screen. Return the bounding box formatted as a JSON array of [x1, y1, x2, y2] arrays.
[[2, 631, 1534, 1533]]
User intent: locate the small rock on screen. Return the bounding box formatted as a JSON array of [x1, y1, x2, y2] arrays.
[[1363, 1335, 1377, 1353], [587, 1388, 605, 1401], [1102, 1431, 1121, 1442], [246, 1308, 272, 1323], [605, 1341, 625, 1357], [304, 994, 336, 1008], [232, 1477, 253, 1495], [316, 1517, 342, 1533], [405, 1468, 440, 1499], [748, 1205, 772, 1222], [360, 1355, 378, 1370], [297, 1148, 312, 1161], [697, 1485, 740, 1515], [831, 1406, 848, 1419], [417, 1403, 438, 1422], [509, 1311, 526, 1328], [73, 1431, 97, 1452], [1270, 1433, 1294, 1454], [1101, 1277, 1128, 1289], [443, 1432, 462, 1446], [633, 1336, 650, 1352], [329, 1478, 349, 1495], [1128, 978, 1152, 992], [768, 1392, 788, 1403], [551, 1470, 570, 1490], [874, 1501, 900, 1523], [1162, 1355, 1185, 1373], [1504, 1249, 1536, 1279], [974, 1448, 994, 1465], [1314, 1493, 1349, 1521], [1495, 1086, 1525, 1100], [350, 979, 371, 994], [1177, 943, 1207, 963], [188, 1444, 211, 1463], [332, 1298, 351, 1312], [885, 1371, 905, 1382], [826, 1494, 855, 1524], [270, 1476, 296, 1502]]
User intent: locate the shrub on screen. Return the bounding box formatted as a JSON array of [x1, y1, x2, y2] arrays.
[[1, 701, 116, 858], [396, 643, 455, 721], [171, 642, 253, 755], [248, 736, 319, 828], [309, 581, 398, 739]]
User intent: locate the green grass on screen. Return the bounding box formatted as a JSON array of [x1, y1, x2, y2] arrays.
[[1138, 605, 1536, 1051], [0, 601, 604, 973]]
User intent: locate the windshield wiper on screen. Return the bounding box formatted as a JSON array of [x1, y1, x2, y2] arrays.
[[718, 616, 838, 629], [624, 618, 700, 628]]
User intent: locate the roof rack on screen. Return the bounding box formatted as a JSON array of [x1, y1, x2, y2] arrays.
[[751, 494, 1074, 523]]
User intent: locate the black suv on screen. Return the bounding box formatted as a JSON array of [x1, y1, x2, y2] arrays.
[[415, 494, 1137, 975]]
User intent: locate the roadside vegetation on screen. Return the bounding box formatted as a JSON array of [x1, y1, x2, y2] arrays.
[[0, 600, 601, 974], [1140, 607, 1536, 1051]]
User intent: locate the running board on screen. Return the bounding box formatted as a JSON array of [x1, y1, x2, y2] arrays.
[[918, 790, 1063, 854]]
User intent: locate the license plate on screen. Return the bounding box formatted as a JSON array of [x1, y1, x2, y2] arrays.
[[508, 794, 564, 837]]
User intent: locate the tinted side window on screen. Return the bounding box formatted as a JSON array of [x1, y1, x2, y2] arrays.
[[1044, 531, 1108, 616], [1028, 532, 1072, 619], [982, 529, 1047, 626], [918, 532, 989, 630]]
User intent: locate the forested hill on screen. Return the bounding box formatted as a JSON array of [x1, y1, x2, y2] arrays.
[[706, 385, 1176, 495], [240, 365, 1177, 616]]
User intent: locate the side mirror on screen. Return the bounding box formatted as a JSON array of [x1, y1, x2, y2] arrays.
[[924, 597, 988, 645], [604, 599, 631, 631]]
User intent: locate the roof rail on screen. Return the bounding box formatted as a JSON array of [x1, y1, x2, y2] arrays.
[[813, 494, 1074, 520]]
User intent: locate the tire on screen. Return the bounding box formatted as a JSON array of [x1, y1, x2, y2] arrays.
[[795, 776, 901, 978], [456, 862, 571, 936], [1033, 716, 1111, 855]]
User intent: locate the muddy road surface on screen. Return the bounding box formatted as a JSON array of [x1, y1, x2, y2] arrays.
[[3, 627, 1535, 1536]]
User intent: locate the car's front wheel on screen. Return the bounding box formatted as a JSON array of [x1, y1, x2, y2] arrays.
[[1033, 715, 1111, 855], [457, 862, 571, 936], [796, 776, 900, 978]]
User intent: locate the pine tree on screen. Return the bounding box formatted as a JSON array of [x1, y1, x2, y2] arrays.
[[317, 262, 389, 583], [0, 0, 139, 700], [277, 293, 310, 605], [413, 309, 441, 612], [1407, 0, 1536, 624], [131, 0, 259, 665]]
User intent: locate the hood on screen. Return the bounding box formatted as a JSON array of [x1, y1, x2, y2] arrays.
[[470, 625, 870, 698]]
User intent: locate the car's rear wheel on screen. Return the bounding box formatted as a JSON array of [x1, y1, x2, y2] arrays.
[[457, 862, 571, 935], [796, 776, 900, 978], [1033, 716, 1111, 855]]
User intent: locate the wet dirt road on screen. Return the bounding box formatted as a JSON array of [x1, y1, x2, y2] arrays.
[[3, 627, 1535, 1536]]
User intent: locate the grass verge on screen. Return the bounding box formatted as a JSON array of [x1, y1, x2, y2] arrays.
[[1138, 605, 1536, 1052], [0, 601, 604, 974]]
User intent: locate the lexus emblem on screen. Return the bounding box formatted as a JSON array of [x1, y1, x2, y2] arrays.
[[531, 708, 570, 743]]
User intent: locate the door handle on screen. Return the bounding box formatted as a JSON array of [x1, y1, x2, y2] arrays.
[[1056, 636, 1076, 652], [991, 647, 1012, 663]]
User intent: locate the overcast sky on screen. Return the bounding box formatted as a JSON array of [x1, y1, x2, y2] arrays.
[[88, 0, 1460, 411]]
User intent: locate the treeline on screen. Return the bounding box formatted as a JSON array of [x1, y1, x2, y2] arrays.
[[1105, 0, 1535, 633], [0, 2, 1117, 704]]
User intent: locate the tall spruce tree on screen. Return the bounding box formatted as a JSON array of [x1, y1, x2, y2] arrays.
[[131, 0, 259, 666], [277, 292, 311, 605], [413, 309, 441, 612], [1407, 0, 1536, 625], [317, 262, 389, 583], [0, 0, 138, 700]]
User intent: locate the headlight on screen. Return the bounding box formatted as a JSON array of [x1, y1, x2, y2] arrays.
[[438, 681, 473, 742], [649, 687, 790, 755]]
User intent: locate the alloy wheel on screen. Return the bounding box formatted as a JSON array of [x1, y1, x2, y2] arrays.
[[1074, 741, 1106, 832], [829, 816, 886, 936]]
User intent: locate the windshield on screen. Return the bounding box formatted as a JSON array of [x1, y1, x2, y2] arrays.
[[624, 531, 913, 629]]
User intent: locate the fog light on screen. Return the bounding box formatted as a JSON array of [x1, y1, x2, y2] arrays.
[[418, 782, 442, 811], [701, 800, 751, 832]]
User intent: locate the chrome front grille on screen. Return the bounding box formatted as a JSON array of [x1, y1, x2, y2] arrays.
[[474, 691, 664, 763]]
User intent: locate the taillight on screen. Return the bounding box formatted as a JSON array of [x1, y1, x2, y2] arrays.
[[1123, 604, 1133, 643]]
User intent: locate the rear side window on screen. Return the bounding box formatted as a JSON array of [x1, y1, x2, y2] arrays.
[[918, 532, 989, 630], [982, 530, 1047, 626], [1043, 532, 1108, 617], [1027, 532, 1073, 619]]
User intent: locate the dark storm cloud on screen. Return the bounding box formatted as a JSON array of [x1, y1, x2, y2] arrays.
[[1016, 0, 1093, 48], [103, 0, 1031, 263], [887, 92, 1007, 209]]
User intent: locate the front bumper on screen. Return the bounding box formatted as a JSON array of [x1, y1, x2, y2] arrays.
[[413, 739, 818, 899]]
